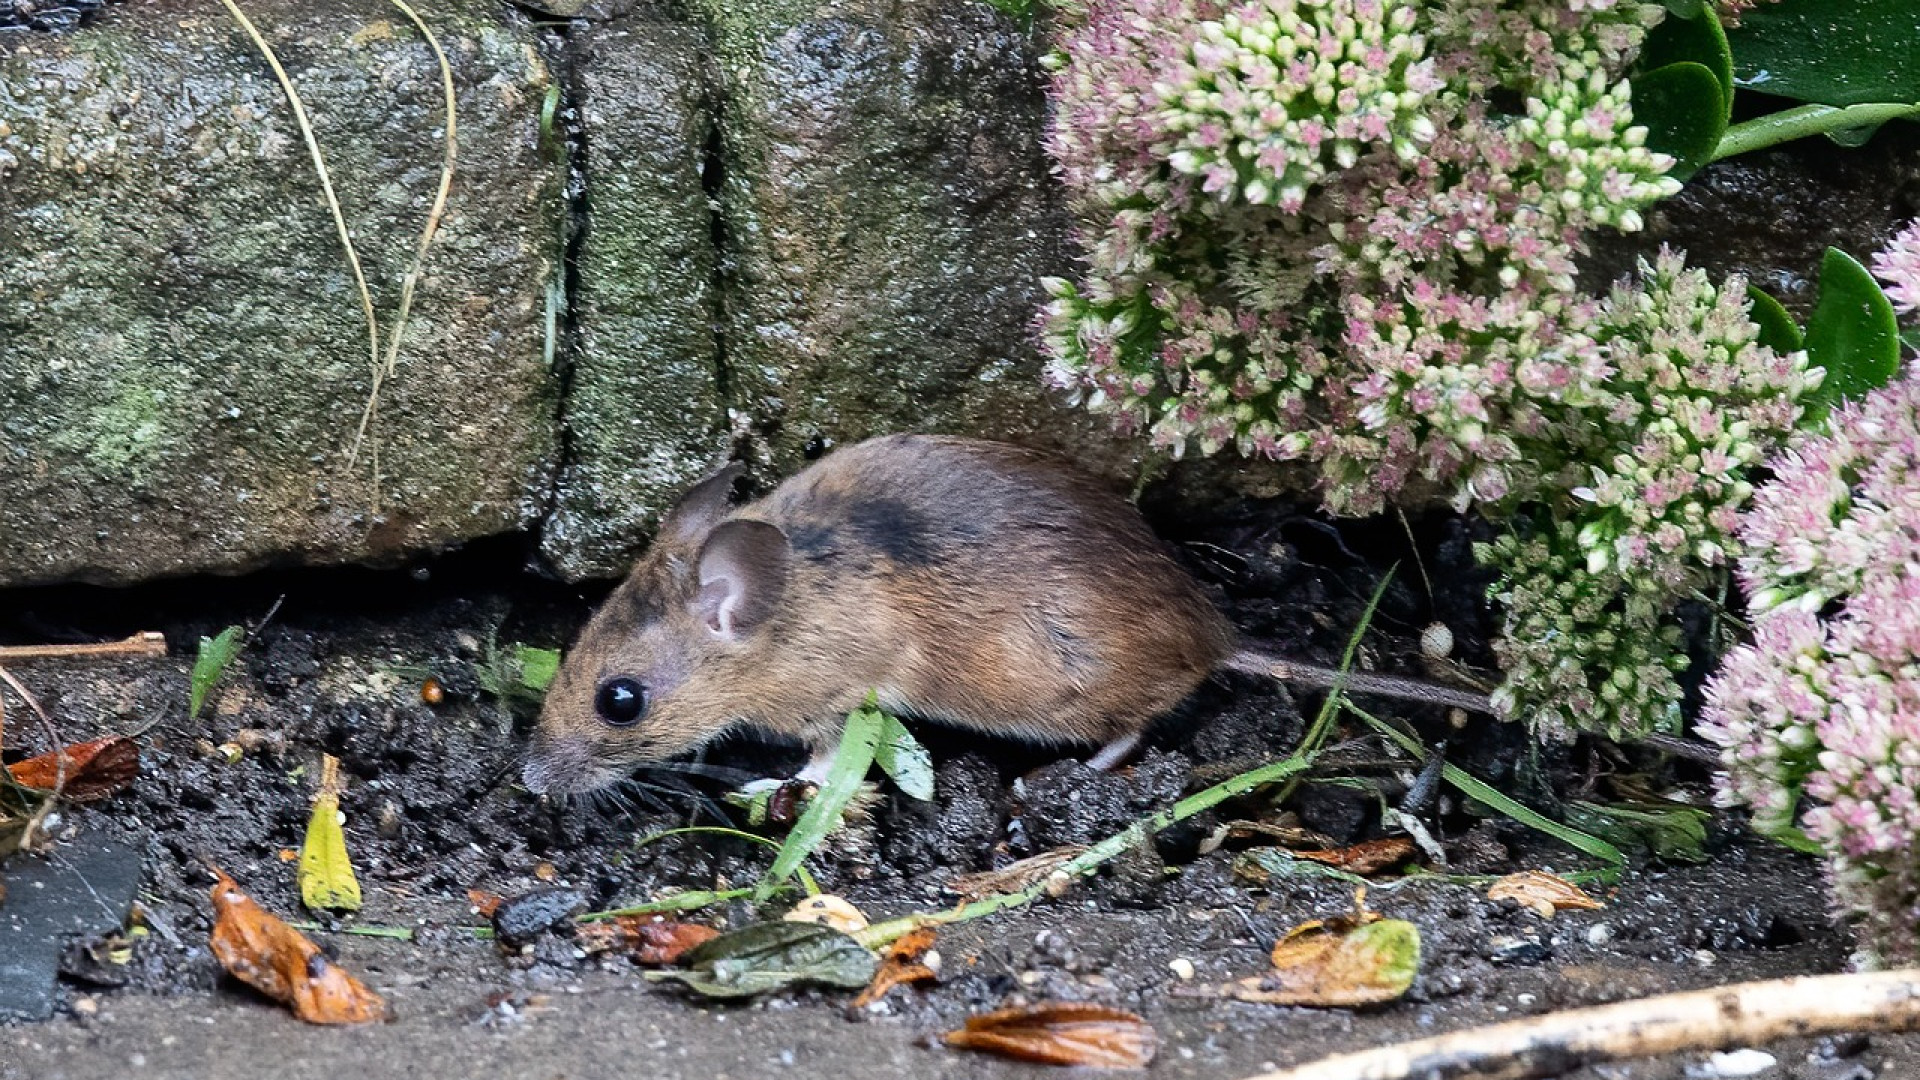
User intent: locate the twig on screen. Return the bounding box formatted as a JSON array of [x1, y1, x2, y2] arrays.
[[344, 0, 460, 488], [0, 664, 68, 845], [0, 632, 168, 662], [214, 0, 382, 433], [1239, 969, 1920, 1080]]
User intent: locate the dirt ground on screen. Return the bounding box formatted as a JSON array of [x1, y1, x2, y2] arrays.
[[0, 509, 1909, 1080]]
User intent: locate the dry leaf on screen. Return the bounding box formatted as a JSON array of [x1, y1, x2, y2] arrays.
[[783, 894, 868, 934], [467, 888, 505, 918], [945, 1002, 1158, 1068], [1219, 900, 1421, 1008], [1290, 837, 1418, 876], [1487, 870, 1605, 918], [208, 867, 388, 1025], [298, 755, 361, 913], [576, 917, 720, 965], [1219, 820, 1340, 849], [946, 846, 1088, 902], [6, 736, 139, 802], [851, 926, 939, 1009]]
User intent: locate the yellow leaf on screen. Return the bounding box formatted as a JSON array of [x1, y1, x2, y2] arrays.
[[299, 755, 362, 913]]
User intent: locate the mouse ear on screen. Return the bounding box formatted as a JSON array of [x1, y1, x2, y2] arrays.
[[693, 519, 790, 639], [659, 460, 745, 548]]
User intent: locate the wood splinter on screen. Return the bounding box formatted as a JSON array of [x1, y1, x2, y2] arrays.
[[0, 632, 168, 662], [1242, 969, 1920, 1080]]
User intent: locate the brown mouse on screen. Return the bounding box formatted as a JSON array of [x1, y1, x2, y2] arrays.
[[521, 434, 1490, 796]]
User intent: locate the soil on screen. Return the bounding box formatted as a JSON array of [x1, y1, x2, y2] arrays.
[[0, 507, 1910, 1080]]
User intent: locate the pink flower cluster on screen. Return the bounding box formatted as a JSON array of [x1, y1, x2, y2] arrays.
[[1044, 1, 1813, 738], [1872, 218, 1920, 316], [1480, 253, 1813, 738], [1700, 367, 1920, 963]]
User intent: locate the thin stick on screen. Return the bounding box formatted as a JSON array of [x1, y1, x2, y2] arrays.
[[1240, 969, 1920, 1080], [344, 0, 460, 481], [0, 632, 168, 662], [0, 664, 68, 845], [214, 0, 381, 426]]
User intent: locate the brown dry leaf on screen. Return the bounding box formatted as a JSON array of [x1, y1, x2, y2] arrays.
[[7, 736, 139, 802], [208, 867, 388, 1025], [1290, 836, 1418, 876], [1220, 820, 1340, 849], [1488, 870, 1605, 918], [851, 926, 939, 1009], [575, 917, 720, 965], [946, 846, 1088, 902], [467, 888, 505, 918], [945, 1002, 1158, 1068]]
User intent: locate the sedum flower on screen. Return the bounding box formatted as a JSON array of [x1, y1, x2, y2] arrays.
[[1700, 367, 1920, 963], [1158, 0, 1441, 212], [1871, 218, 1920, 316], [1043, 1, 1808, 741]]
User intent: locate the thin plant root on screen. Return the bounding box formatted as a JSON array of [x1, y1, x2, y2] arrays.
[[0, 632, 168, 662], [1241, 969, 1920, 1080]]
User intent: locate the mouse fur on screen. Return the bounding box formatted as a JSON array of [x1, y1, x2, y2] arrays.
[[523, 434, 1234, 796]]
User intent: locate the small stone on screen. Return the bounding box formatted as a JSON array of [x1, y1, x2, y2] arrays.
[[1168, 957, 1196, 980], [1686, 1048, 1776, 1078]]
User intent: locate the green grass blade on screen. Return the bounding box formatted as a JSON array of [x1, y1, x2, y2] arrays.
[[1353, 706, 1627, 869], [753, 701, 886, 901]]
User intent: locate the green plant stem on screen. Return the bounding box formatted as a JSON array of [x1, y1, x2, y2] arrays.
[[1272, 569, 1394, 804], [1713, 102, 1920, 161], [855, 749, 1317, 950], [635, 826, 821, 896], [580, 887, 763, 922], [287, 921, 415, 940]]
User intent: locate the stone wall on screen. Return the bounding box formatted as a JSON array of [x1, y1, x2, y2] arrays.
[[0, 0, 1131, 587], [3, 1, 1913, 588]]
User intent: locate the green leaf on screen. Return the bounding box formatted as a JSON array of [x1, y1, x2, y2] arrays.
[[1805, 246, 1901, 409], [753, 700, 886, 901], [1632, 62, 1730, 179], [1639, 5, 1733, 120], [1900, 326, 1920, 354], [874, 714, 935, 801], [1764, 825, 1827, 856], [189, 625, 245, 722], [516, 646, 561, 692], [1564, 801, 1710, 863], [1727, 0, 1920, 107], [1746, 285, 1805, 353], [645, 921, 877, 999]]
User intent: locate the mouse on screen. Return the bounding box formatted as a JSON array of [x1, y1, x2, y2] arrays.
[[521, 434, 1492, 796]]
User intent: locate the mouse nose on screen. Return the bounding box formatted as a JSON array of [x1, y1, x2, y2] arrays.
[[520, 734, 583, 795]]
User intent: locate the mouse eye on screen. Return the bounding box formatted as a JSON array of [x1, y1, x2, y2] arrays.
[[594, 677, 649, 727]]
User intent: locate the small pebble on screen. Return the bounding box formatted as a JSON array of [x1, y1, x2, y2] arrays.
[[1686, 1048, 1776, 1078], [1168, 957, 1196, 981], [1586, 922, 1614, 946]]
